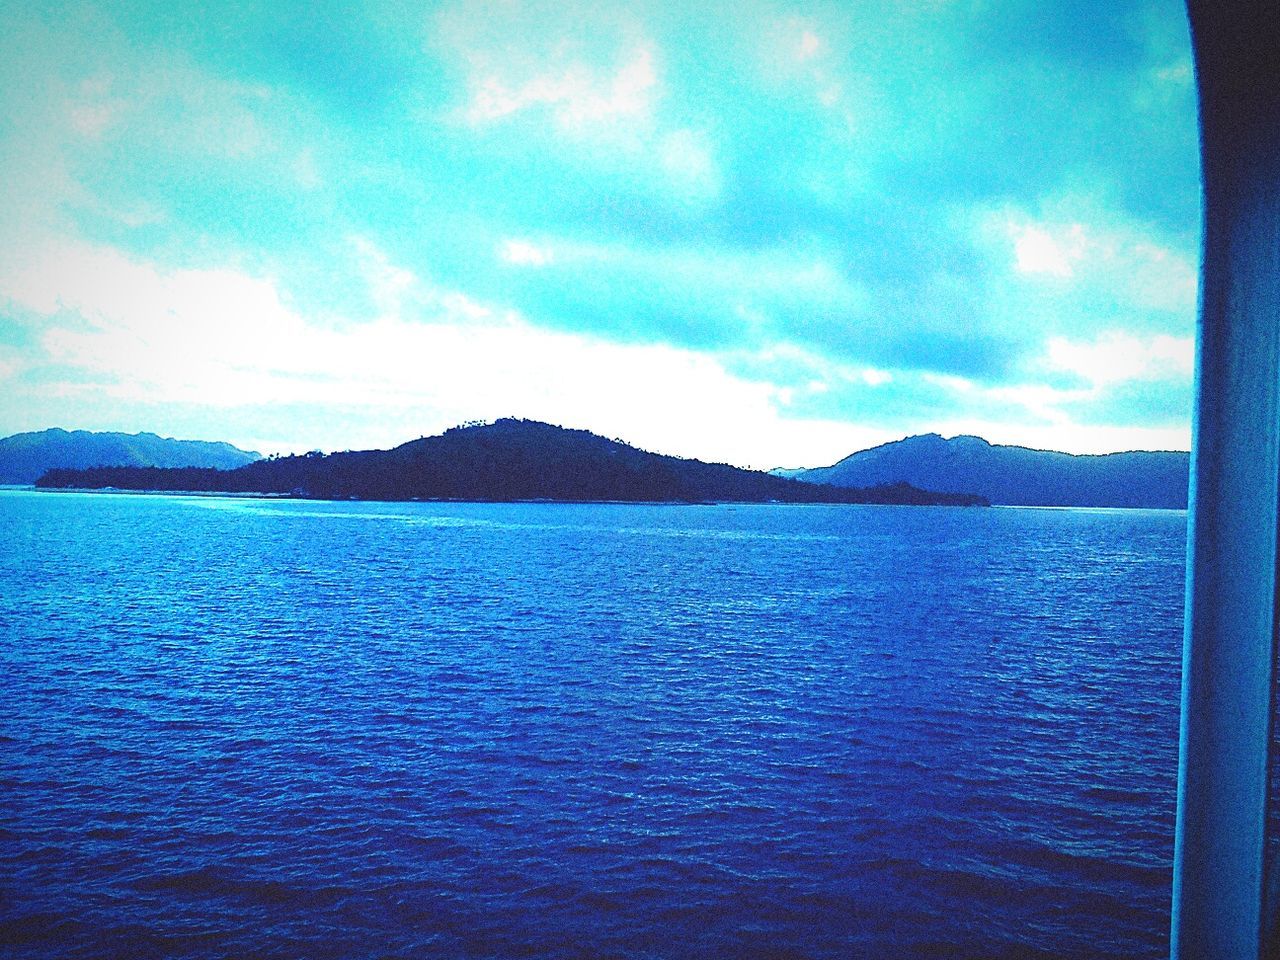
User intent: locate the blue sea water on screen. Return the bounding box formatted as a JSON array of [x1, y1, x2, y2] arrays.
[[0, 490, 1186, 959]]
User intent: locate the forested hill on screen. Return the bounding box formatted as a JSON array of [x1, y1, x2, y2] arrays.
[[0, 428, 260, 484], [778, 433, 1188, 508], [36, 419, 987, 506]]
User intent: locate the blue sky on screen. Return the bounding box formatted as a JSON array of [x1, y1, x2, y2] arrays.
[[0, 0, 1199, 467]]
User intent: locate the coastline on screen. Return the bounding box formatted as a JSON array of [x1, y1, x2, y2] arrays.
[[22, 486, 986, 508]]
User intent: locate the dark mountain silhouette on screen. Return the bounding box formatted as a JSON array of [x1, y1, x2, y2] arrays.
[[36, 419, 987, 506], [776, 433, 1189, 508], [0, 428, 261, 485]]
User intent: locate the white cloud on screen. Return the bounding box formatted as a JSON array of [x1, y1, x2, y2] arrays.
[[1, 236, 888, 468], [1046, 330, 1194, 386], [923, 373, 1087, 426], [548, 238, 869, 316], [465, 46, 656, 128], [351, 236, 419, 315], [756, 14, 858, 118], [499, 238, 553, 266], [434, 0, 658, 131], [921, 372, 975, 394], [293, 149, 322, 190], [816, 84, 842, 108], [1156, 61, 1191, 85], [1122, 240, 1197, 313], [986, 383, 1088, 424], [798, 29, 823, 60], [983, 201, 1197, 317], [918, 343, 1193, 454], [1012, 222, 1086, 278], [657, 128, 721, 205], [68, 102, 119, 138], [59, 58, 279, 162]]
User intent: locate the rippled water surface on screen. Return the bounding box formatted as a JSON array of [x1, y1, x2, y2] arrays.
[[0, 491, 1186, 959]]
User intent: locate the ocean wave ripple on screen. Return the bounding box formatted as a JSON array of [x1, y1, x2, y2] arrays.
[[0, 495, 1185, 959]]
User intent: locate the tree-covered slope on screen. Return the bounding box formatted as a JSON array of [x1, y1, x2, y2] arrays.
[[36, 419, 987, 506], [781, 433, 1188, 508], [0, 428, 261, 484]]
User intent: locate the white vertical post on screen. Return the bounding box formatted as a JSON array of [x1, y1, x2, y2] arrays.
[[1173, 3, 1280, 958]]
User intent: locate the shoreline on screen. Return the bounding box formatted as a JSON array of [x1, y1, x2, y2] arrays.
[[24, 486, 980, 508], [8, 486, 1188, 511]]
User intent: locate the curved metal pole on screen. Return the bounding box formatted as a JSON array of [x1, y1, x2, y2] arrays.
[[1173, 3, 1280, 958]]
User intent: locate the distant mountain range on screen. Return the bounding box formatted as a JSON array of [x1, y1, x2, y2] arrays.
[[0, 428, 261, 485], [35, 419, 986, 506], [776, 433, 1189, 509]]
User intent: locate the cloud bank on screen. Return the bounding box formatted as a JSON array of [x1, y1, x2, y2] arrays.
[[0, 0, 1199, 464]]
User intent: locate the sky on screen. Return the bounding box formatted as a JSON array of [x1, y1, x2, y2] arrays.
[[0, 0, 1201, 468]]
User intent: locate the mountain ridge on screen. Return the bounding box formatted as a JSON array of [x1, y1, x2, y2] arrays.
[[779, 433, 1189, 508], [35, 419, 987, 506], [0, 428, 261, 485]]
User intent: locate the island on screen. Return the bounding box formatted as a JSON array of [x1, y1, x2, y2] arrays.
[[775, 432, 1188, 509], [35, 418, 988, 507]]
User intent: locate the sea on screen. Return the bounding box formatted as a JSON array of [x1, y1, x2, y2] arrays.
[[0, 489, 1187, 959]]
